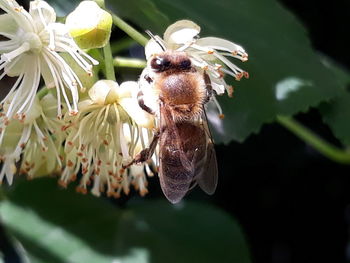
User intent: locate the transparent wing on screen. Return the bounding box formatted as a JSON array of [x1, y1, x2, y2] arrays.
[[158, 104, 195, 203], [195, 107, 218, 195]]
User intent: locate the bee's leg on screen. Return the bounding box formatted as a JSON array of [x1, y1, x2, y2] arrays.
[[203, 72, 214, 103], [138, 90, 155, 115], [123, 130, 160, 168]]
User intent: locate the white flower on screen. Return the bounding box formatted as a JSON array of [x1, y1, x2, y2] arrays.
[[0, 93, 65, 184], [0, 0, 98, 120], [60, 80, 155, 197], [144, 20, 249, 96]]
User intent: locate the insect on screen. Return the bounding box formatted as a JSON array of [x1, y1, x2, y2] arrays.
[[125, 49, 218, 204]]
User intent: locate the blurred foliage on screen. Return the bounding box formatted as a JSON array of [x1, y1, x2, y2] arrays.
[[318, 57, 350, 147], [0, 178, 251, 263]]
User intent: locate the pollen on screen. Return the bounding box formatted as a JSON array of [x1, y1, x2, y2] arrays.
[[69, 110, 78, 116], [207, 50, 214, 54], [76, 186, 88, 195], [58, 179, 68, 188], [227, 86, 234, 98], [235, 72, 244, 81], [14, 7, 23, 12]]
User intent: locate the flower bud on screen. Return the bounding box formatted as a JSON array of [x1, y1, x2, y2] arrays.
[[88, 80, 120, 105], [65, 1, 112, 49]]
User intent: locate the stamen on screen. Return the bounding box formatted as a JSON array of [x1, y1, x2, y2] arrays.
[[1, 42, 30, 62]]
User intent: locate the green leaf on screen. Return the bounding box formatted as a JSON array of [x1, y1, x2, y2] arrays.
[[318, 56, 350, 146], [44, 0, 80, 16], [106, 0, 342, 143], [107, 0, 170, 33], [0, 178, 251, 263]]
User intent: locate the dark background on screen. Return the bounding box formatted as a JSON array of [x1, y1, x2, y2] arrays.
[[1, 0, 350, 262], [211, 0, 350, 262]]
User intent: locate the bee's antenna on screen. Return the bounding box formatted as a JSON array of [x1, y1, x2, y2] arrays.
[[145, 30, 166, 51]]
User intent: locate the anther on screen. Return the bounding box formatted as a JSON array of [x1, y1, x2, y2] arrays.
[[67, 160, 74, 167], [69, 110, 78, 116], [227, 86, 234, 98], [58, 179, 68, 188], [207, 49, 214, 54]]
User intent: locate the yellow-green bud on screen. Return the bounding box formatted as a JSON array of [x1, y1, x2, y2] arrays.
[[66, 1, 112, 49]]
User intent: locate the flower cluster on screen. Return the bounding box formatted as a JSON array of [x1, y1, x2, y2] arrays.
[[60, 80, 154, 197], [0, 93, 64, 184], [0, 0, 98, 120], [0, 0, 156, 197], [0, 1, 249, 199]]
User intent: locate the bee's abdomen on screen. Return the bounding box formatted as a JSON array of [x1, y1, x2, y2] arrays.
[[160, 146, 194, 203], [159, 122, 206, 203]]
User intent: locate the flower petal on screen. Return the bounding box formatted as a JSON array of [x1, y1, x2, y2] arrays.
[[40, 56, 55, 88], [196, 37, 246, 53], [163, 20, 200, 45], [119, 98, 154, 129], [0, 0, 35, 33], [29, 0, 56, 32], [4, 52, 31, 77], [119, 81, 138, 98], [210, 78, 226, 95], [88, 80, 119, 105], [0, 13, 19, 37]]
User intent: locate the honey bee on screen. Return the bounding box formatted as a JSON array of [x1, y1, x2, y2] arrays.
[[125, 49, 218, 204]]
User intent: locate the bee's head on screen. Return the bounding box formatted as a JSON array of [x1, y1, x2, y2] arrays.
[[150, 52, 192, 73]]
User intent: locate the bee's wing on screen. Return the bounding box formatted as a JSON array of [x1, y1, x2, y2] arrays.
[[195, 108, 218, 195], [158, 105, 195, 203]]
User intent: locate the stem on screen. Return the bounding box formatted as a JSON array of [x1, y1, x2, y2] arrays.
[[95, 0, 115, 80], [111, 13, 148, 46], [103, 42, 116, 81], [113, 57, 146, 68], [37, 87, 49, 100], [88, 49, 106, 77], [277, 115, 350, 164]]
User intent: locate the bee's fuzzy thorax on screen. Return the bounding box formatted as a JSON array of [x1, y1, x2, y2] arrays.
[[155, 71, 206, 121]]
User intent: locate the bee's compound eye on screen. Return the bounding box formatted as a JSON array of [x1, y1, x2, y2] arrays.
[[179, 59, 191, 70], [151, 57, 171, 72]]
